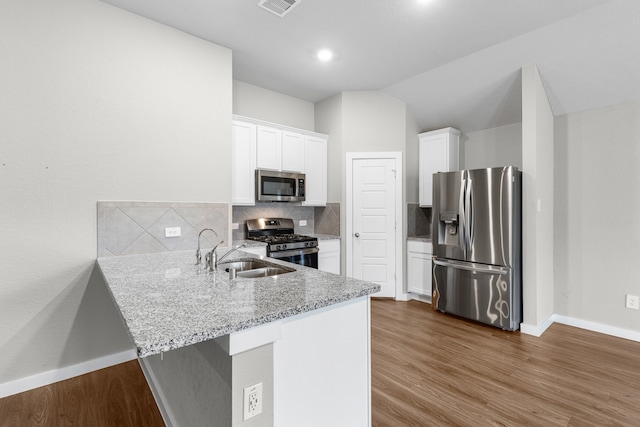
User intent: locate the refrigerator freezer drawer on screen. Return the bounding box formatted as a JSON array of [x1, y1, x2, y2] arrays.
[[432, 257, 521, 331]]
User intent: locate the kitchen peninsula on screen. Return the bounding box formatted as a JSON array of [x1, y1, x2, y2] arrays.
[[98, 249, 379, 427]]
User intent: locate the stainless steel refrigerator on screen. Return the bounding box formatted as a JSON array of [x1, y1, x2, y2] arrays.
[[431, 166, 522, 331]]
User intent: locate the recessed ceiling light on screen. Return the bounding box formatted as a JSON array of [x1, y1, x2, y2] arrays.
[[317, 49, 333, 62]]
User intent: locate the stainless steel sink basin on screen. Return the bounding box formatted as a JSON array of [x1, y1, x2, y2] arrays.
[[235, 267, 293, 278], [220, 260, 272, 272], [219, 259, 295, 278]]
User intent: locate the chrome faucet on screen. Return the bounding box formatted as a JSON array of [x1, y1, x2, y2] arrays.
[[204, 240, 225, 272], [210, 243, 248, 272], [196, 228, 219, 266]]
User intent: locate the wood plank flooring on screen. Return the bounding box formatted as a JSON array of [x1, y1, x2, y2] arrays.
[[371, 299, 640, 426], [1, 299, 639, 426], [0, 359, 164, 426]]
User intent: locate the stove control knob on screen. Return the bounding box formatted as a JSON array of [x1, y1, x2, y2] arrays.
[[276, 245, 281, 250], [282, 244, 287, 250]]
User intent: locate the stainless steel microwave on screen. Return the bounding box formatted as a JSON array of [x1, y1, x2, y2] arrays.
[[256, 169, 306, 202]]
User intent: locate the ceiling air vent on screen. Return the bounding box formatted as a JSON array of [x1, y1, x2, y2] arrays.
[[257, 0, 300, 17]]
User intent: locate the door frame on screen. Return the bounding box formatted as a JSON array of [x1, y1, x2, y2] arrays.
[[346, 152, 404, 299]]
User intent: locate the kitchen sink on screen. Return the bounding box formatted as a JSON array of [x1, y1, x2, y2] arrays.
[[219, 259, 295, 278]]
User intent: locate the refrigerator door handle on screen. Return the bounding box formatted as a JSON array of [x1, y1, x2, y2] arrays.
[[433, 257, 509, 275], [458, 174, 467, 255], [466, 177, 474, 249]]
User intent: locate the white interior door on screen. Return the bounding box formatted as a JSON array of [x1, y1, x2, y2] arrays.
[[351, 157, 397, 297]]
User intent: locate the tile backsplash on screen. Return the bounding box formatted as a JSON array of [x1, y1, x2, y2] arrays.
[[315, 203, 340, 236], [407, 203, 432, 238], [98, 201, 229, 257], [232, 202, 340, 240]]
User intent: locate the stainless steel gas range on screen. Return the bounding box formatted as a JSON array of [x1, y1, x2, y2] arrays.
[[246, 218, 318, 268]]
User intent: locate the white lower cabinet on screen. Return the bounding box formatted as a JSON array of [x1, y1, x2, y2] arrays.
[[407, 240, 432, 297], [318, 239, 340, 275]]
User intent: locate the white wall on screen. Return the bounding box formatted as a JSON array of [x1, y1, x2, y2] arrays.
[[461, 123, 523, 170], [521, 65, 555, 330], [233, 80, 315, 131], [555, 102, 640, 332], [0, 0, 232, 387]]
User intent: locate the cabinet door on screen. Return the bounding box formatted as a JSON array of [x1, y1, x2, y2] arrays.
[[302, 135, 327, 206], [419, 129, 459, 206], [281, 131, 305, 172], [407, 241, 432, 295], [256, 125, 282, 170], [231, 120, 256, 205], [318, 239, 340, 275]]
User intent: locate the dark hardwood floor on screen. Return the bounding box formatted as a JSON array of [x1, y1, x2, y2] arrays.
[[1, 299, 639, 426], [371, 299, 640, 426], [0, 359, 164, 426]]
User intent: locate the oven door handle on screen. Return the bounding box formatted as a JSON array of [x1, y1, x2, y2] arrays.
[[270, 247, 319, 258]]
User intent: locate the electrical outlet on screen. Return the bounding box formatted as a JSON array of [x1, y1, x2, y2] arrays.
[[232, 222, 239, 230], [299, 220, 307, 226], [165, 227, 181, 238], [243, 382, 263, 421], [626, 294, 639, 310]]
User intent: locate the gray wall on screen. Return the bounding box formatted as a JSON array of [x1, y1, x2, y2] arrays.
[[233, 80, 315, 131], [315, 93, 344, 203], [405, 111, 421, 204], [0, 0, 232, 386], [555, 101, 640, 331], [315, 91, 408, 280], [461, 123, 523, 170], [521, 65, 555, 329]]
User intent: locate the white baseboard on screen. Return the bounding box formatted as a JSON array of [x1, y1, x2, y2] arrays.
[[409, 292, 432, 304], [0, 349, 136, 399], [521, 314, 640, 343], [520, 313, 555, 337], [553, 315, 640, 343], [394, 292, 412, 302]]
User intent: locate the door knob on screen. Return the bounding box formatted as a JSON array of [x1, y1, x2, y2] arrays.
[[354, 233, 360, 238]]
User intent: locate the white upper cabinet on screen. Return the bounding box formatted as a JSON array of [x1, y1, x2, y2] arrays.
[[231, 115, 328, 206], [302, 135, 327, 206], [231, 120, 257, 206], [256, 125, 283, 171], [255, 127, 305, 173], [281, 131, 305, 173], [419, 127, 460, 206]]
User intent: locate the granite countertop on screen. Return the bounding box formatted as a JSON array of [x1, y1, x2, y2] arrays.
[[97, 250, 379, 358], [408, 235, 432, 242], [231, 239, 267, 247], [310, 233, 340, 240]]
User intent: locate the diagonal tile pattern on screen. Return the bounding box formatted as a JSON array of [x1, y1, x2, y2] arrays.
[[97, 202, 229, 257]]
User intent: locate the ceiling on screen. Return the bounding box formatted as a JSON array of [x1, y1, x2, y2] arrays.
[[101, 0, 640, 133]]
